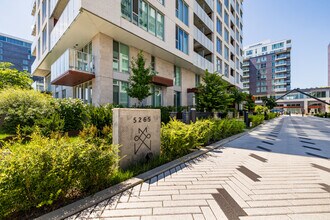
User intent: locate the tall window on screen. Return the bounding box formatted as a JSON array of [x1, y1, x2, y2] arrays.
[[216, 57, 222, 74], [272, 42, 284, 50], [216, 18, 222, 36], [174, 66, 181, 86], [224, 46, 229, 61], [195, 74, 200, 86], [176, 26, 189, 54], [157, 0, 164, 5], [152, 86, 162, 107], [148, 6, 156, 35], [216, 38, 222, 55], [113, 80, 129, 107], [121, 0, 131, 19], [217, 0, 222, 17], [176, 0, 189, 26], [224, 63, 229, 77], [113, 41, 129, 74], [224, 28, 229, 43], [174, 91, 181, 109], [42, 0, 47, 23], [42, 27, 47, 53], [37, 12, 40, 33], [224, 11, 229, 26], [156, 12, 164, 40], [139, 0, 148, 30]]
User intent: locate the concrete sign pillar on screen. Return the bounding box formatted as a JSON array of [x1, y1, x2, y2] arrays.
[[112, 108, 161, 169]]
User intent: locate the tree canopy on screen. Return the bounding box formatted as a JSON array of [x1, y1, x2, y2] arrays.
[[0, 62, 33, 90], [262, 97, 277, 110], [126, 51, 155, 105], [196, 70, 233, 112]]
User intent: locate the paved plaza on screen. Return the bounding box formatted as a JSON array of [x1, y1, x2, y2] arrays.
[[68, 116, 330, 220]]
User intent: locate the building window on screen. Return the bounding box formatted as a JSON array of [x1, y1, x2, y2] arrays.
[[0, 42, 2, 47], [224, 46, 229, 61], [224, 63, 229, 77], [113, 80, 129, 107], [174, 91, 181, 109], [216, 57, 222, 74], [157, 0, 164, 5], [195, 74, 200, 87], [224, 28, 229, 43], [23, 60, 29, 65], [176, 26, 189, 54], [113, 41, 130, 74], [224, 11, 229, 26], [272, 42, 284, 50], [216, 38, 222, 55], [42, 0, 47, 23], [217, 0, 222, 17], [38, 38, 41, 59], [121, 0, 164, 40], [236, 72, 239, 84], [23, 66, 29, 71], [262, 46, 267, 52], [224, 0, 229, 9], [246, 50, 252, 56], [42, 27, 47, 53], [176, 0, 189, 26], [174, 66, 181, 86], [62, 89, 67, 98], [152, 86, 162, 107], [216, 18, 222, 36], [151, 55, 156, 72]]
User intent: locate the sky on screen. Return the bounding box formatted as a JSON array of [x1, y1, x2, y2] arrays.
[[0, 0, 329, 88]]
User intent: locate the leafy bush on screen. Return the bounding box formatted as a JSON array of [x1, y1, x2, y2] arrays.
[[87, 104, 113, 131], [249, 115, 265, 127], [265, 112, 278, 120], [0, 88, 55, 134], [161, 118, 245, 159], [55, 98, 87, 132], [0, 130, 119, 218], [254, 105, 268, 115]]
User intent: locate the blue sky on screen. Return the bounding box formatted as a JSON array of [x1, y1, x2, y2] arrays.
[[0, 0, 329, 88]]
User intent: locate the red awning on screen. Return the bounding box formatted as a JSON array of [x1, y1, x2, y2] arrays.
[[51, 70, 95, 87], [152, 75, 173, 87]]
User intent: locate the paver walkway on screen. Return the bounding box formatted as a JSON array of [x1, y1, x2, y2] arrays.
[[69, 116, 330, 220]]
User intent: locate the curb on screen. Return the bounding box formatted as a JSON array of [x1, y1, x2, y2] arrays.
[[37, 119, 273, 220]]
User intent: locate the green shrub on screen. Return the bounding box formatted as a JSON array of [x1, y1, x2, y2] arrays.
[[55, 98, 87, 132], [249, 115, 265, 127], [0, 88, 55, 134], [265, 112, 278, 120], [0, 130, 119, 218], [87, 104, 113, 131], [210, 119, 245, 141], [161, 119, 197, 159], [191, 119, 214, 146]]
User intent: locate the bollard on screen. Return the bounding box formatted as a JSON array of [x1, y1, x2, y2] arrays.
[[190, 108, 196, 123]]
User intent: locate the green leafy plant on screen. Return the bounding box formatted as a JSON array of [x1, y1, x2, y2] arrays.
[[0, 62, 33, 90], [126, 51, 155, 105], [248, 115, 265, 127]]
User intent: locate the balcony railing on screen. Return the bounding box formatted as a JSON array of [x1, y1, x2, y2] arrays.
[[274, 88, 287, 92], [204, 0, 214, 11], [194, 0, 214, 32], [275, 61, 287, 66], [275, 67, 288, 73], [51, 48, 95, 86], [31, 0, 36, 16], [193, 26, 213, 52], [193, 52, 214, 73], [50, 0, 81, 50]]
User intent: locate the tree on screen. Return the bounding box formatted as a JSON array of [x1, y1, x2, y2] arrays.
[[0, 62, 33, 90], [230, 87, 246, 116], [196, 70, 233, 112], [126, 51, 155, 106], [244, 94, 255, 113], [262, 97, 277, 110]]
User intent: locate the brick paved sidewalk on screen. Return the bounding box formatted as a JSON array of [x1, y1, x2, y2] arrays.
[[59, 116, 330, 220]]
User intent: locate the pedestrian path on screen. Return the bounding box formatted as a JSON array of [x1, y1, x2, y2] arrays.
[[68, 116, 330, 220]]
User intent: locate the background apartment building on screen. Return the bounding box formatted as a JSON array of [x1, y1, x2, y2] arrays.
[[275, 87, 330, 114], [31, 0, 244, 107], [0, 32, 44, 91], [242, 39, 291, 102]]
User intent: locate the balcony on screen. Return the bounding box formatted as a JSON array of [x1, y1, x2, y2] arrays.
[[193, 52, 214, 73], [274, 88, 287, 92], [274, 81, 286, 86], [50, 0, 81, 50], [275, 68, 288, 73], [31, 24, 36, 36], [51, 49, 95, 86], [193, 26, 213, 52], [242, 62, 249, 67], [275, 61, 287, 66], [194, 0, 214, 32], [275, 54, 289, 60]]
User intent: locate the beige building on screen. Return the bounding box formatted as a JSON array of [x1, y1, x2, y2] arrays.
[[31, 0, 244, 107]]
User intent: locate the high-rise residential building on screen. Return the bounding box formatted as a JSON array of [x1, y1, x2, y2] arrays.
[[31, 0, 244, 106], [242, 39, 291, 101], [328, 44, 330, 86], [0, 32, 35, 73]]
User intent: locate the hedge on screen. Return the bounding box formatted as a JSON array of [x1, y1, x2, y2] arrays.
[[249, 115, 265, 127], [0, 130, 119, 218]]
